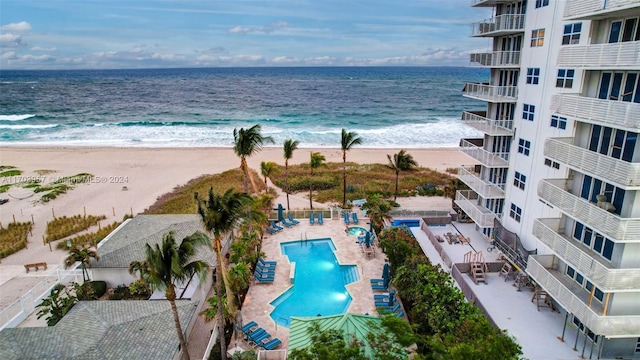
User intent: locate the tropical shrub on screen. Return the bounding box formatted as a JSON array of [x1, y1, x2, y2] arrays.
[[36, 283, 77, 326], [91, 280, 107, 298], [129, 279, 151, 297]]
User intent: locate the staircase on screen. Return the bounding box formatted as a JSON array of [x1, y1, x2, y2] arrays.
[[470, 262, 486, 284]]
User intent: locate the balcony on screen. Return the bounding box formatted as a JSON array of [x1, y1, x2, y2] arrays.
[[459, 139, 510, 168], [551, 94, 640, 132], [461, 111, 513, 136], [527, 255, 640, 337], [533, 218, 640, 291], [538, 179, 640, 242], [458, 166, 505, 199], [564, 0, 640, 20], [544, 137, 640, 188], [471, 14, 525, 37], [470, 51, 521, 67], [454, 190, 497, 228], [462, 83, 518, 103], [471, 0, 518, 7], [558, 41, 640, 68]]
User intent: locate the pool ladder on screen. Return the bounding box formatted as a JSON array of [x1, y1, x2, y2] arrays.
[[301, 232, 308, 242]]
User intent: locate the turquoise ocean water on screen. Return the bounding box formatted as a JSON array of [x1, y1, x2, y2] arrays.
[[0, 67, 487, 148]]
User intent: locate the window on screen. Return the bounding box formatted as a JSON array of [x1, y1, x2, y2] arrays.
[[513, 171, 526, 190], [573, 221, 614, 261], [518, 138, 531, 156], [598, 71, 640, 103], [562, 23, 582, 45], [522, 104, 535, 121], [609, 17, 640, 43], [550, 115, 567, 129], [556, 69, 575, 88], [526, 68, 540, 84], [589, 124, 638, 162], [567, 266, 605, 303], [535, 0, 549, 8], [509, 203, 522, 222], [544, 158, 560, 169], [531, 29, 545, 47]]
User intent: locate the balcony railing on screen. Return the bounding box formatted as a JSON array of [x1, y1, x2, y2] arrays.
[[458, 166, 505, 199], [463, 83, 518, 103], [533, 218, 640, 291], [471, 14, 525, 37], [551, 94, 640, 132], [471, 0, 517, 7], [461, 111, 513, 136], [558, 41, 640, 68], [528, 255, 640, 337], [460, 139, 510, 168], [564, 0, 640, 20], [538, 179, 640, 242], [470, 51, 521, 67], [454, 190, 497, 228], [544, 137, 640, 187]]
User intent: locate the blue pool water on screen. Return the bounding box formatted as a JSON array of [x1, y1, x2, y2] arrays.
[[391, 219, 421, 227], [347, 226, 368, 236], [270, 238, 359, 328]]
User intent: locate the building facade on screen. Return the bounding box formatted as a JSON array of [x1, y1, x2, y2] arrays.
[[460, 0, 640, 357]]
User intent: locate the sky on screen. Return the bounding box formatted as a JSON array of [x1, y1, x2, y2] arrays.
[[0, 0, 492, 70]]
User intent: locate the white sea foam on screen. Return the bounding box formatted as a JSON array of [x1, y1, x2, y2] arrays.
[[0, 124, 58, 129], [0, 114, 36, 121]]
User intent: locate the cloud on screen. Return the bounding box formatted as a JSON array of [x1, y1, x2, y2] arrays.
[[228, 21, 291, 35], [0, 51, 17, 60], [0, 33, 24, 47], [31, 46, 57, 52], [1, 21, 32, 32], [195, 47, 227, 54]]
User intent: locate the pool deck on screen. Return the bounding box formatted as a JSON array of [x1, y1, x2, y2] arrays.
[[238, 214, 385, 351]]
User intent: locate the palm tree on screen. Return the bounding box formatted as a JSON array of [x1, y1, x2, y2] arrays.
[[341, 129, 362, 207], [144, 231, 211, 360], [195, 187, 251, 360], [283, 138, 299, 210], [362, 195, 393, 233], [233, 124, 274, 193], [64, 245, 100, 282], [260, 161, 279, 190], [308, 151, 326, 209], [386, 149, 418, 201], [128, 260, 148, 281]]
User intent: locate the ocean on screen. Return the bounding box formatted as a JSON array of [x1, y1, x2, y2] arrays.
[[0, 67, 487, 148]]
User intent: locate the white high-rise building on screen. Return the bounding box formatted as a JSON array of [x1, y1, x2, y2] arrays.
[[459, 0, 640, 357]]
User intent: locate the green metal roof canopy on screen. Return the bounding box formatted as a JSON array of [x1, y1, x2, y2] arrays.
[[288, 313, 382, 356]]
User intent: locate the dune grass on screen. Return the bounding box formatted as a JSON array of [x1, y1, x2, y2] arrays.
[[55, 221, 122, 249], [45, 214, 107, 243], [0, 222, 32, 258]]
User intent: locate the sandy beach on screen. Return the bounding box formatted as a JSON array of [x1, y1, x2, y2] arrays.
[[0, 146, 469, 312]]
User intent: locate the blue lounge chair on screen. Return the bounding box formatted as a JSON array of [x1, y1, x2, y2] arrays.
[[259, 257, 277, 265], [352, 212, 359, 224], [254, 274, 274, 283], [375, 298, 395, 307], [256, 263, 276, 273], [318, 212, 324, 225], [287, 214, 300, 225], [309, 212, 315, 225], [343, 212, 350, 224], [374, 290, 395, 301], [271, 220, 283, 231], [260, 338, 282, 350], [281, 218, 294, 227], [248, 328, 269, 343], [265, 227, 278, 234], [241, 321, 258, 335]]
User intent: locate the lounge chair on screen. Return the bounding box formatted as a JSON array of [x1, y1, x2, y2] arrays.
[[260, 338, 282, 350], [309, 212, 315, 225], [374, 290, 395, 301], [375, 298, 395, 307], [271, 220, 284, 231], [241, 321, 259, 335], [343, 212, 351, 224], [254, 274, 275, 283], [259, 257, 277, 266], [287, 214, 300, 225], [281, 218, 294, 227], [352, 212, 359, 223], [248, 328, 269, 343], [318, 212, 324, 225], [256, 263, 276, 273], [265, 227, 278, 234]]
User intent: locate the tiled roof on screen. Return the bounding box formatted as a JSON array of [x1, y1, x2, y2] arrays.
[[0, 300, 198, 360], [95, 214, 215, 269]]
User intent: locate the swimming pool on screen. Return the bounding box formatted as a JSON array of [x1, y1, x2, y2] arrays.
[[347, 226, 368, 236], [269, 238, 359, 328]]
